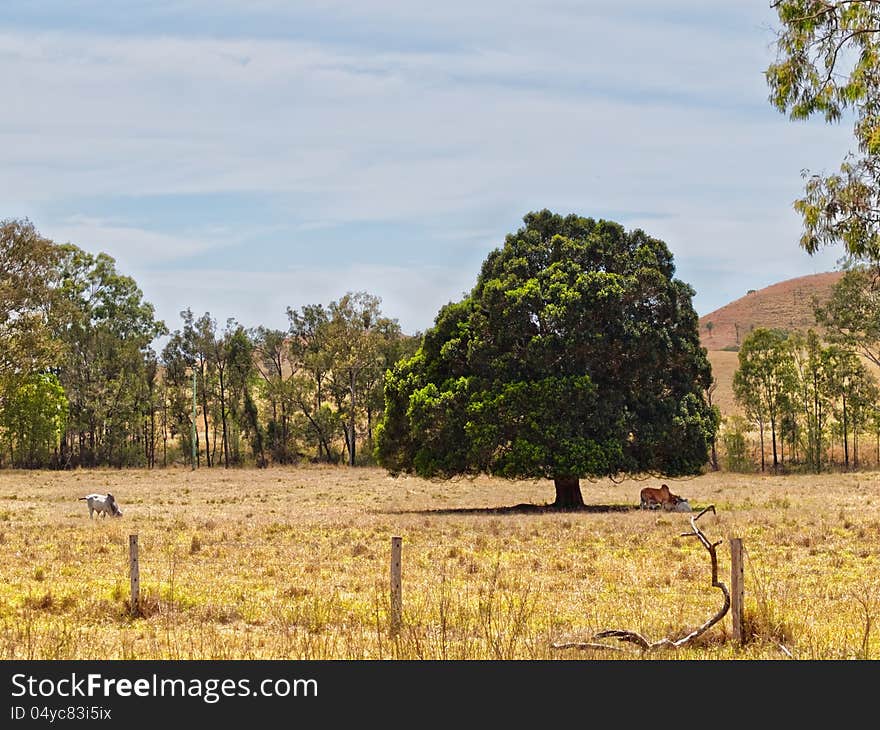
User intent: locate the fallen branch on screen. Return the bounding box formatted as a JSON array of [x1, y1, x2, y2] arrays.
[[552, 504, 730, 654]]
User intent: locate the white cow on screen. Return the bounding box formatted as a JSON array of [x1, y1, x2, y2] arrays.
[[668, 498, 692, 512], [79, 493, 123, 519]]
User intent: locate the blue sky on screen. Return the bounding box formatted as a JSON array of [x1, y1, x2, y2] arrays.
[[1, 1, 854, 337]]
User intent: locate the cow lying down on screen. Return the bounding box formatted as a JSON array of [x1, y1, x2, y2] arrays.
[[79, 493, 123, 519], [639, 484, 692, 512]]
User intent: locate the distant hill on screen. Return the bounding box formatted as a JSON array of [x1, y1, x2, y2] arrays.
[[698, 271, 844, 352], [699, 271, 844, 418]]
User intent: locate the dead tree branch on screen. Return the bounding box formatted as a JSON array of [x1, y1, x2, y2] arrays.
[[551, 504, 730, 654]]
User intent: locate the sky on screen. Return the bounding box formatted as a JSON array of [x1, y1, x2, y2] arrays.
[[1, 1, 856, 339]]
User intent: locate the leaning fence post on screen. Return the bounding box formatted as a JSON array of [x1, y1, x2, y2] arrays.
[[129, 534, 140, 616], [730, 537, 744, 646], [390, 536, 402, 635]]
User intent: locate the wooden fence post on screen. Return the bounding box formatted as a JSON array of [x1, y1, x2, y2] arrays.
[[390, 536, 402, 635], [730, 537, 744, 646], [129, 534, 140, 616]]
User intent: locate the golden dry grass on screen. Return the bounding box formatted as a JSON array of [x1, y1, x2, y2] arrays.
[[707, 350, 741, 417], [1, 465, 879, 660]]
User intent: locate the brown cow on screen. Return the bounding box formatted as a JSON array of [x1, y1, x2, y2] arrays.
[[639, 484, 690, 511]]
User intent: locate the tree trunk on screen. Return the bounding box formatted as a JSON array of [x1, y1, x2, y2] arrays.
[[162, 397, 167, 468], [553, 476, 584, 508], [219, 367, 230, 468], [770, 416, 778, 473], [200, 363, 211, 467], [759, 418, 765, 472], [348, 369, 357, 467]]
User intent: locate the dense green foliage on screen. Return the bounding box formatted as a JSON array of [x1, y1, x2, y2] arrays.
[[377, 210, 718, 504]]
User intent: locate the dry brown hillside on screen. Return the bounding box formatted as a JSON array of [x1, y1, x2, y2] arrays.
[[698, 270, 844, 418], [698, 271, 843, 352]]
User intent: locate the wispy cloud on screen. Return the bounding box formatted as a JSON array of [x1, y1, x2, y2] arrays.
[[40, 216, 232, 270], [0, 2, 859, 333], [141, 263, 475, 336]]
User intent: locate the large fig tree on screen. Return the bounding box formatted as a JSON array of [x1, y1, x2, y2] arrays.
[[376, 210, 717, 508]]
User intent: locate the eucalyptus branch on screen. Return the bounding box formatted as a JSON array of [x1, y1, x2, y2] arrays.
[[551, 505, 730, 654]]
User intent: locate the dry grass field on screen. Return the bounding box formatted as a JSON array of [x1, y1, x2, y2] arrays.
[[1, 464, 879, 661], [707, 350, 740, 417]]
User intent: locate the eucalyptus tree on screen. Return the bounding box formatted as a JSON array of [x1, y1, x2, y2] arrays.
[[0, 219, 66, 462], [846, 362, 879, 468], [377, 210, 717, 508], [160, 329, 196, 466], [224, 323, 265, 467], [287, 303, 337, 461], [823, 345, 878, 469], [326, 291, 401, 466], [767, 1, 880, 262], [252, 326, 297, 463], [54, 247, 166, 466], [140, 349, 160, 468], [815, 266, 880, 365], [789, 330, 833, 472], [198, 316, 244, 469], [732, 327, 796, 472], [0, 219, 63, 382], [180, 309, 220, 467]]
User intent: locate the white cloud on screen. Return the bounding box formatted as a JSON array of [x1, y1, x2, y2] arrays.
[[39, 217, 231, 270], [0, 2, 862, 333], [140, 264, 475, 336]]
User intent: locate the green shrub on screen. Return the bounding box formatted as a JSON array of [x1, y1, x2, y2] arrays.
[[722, 416, 754, 472]]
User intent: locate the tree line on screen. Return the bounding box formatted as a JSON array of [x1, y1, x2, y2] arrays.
[[0, 218, 418, 469], [728, 266, 880, 474]]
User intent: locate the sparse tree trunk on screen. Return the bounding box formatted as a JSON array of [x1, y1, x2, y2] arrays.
[[348, 369, 358, 466], [553, 476, 584, 508], [162, 395, 167, 468], [770, 416, 778, 473], [218, 367, 230, 468], [211, 420, 218, 465], [200, 364, 211, 467], [853, 418, 859, 469], [759, 417, 766, 472]]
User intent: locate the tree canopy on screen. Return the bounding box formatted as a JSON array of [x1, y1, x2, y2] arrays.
[[732, 327, 795, 472], [376, 210, 718, 508], [0, 217, 414, 470], [767, 1, 880, 260], [0, 219, 63, 380], [814, 265, 880, 366]]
